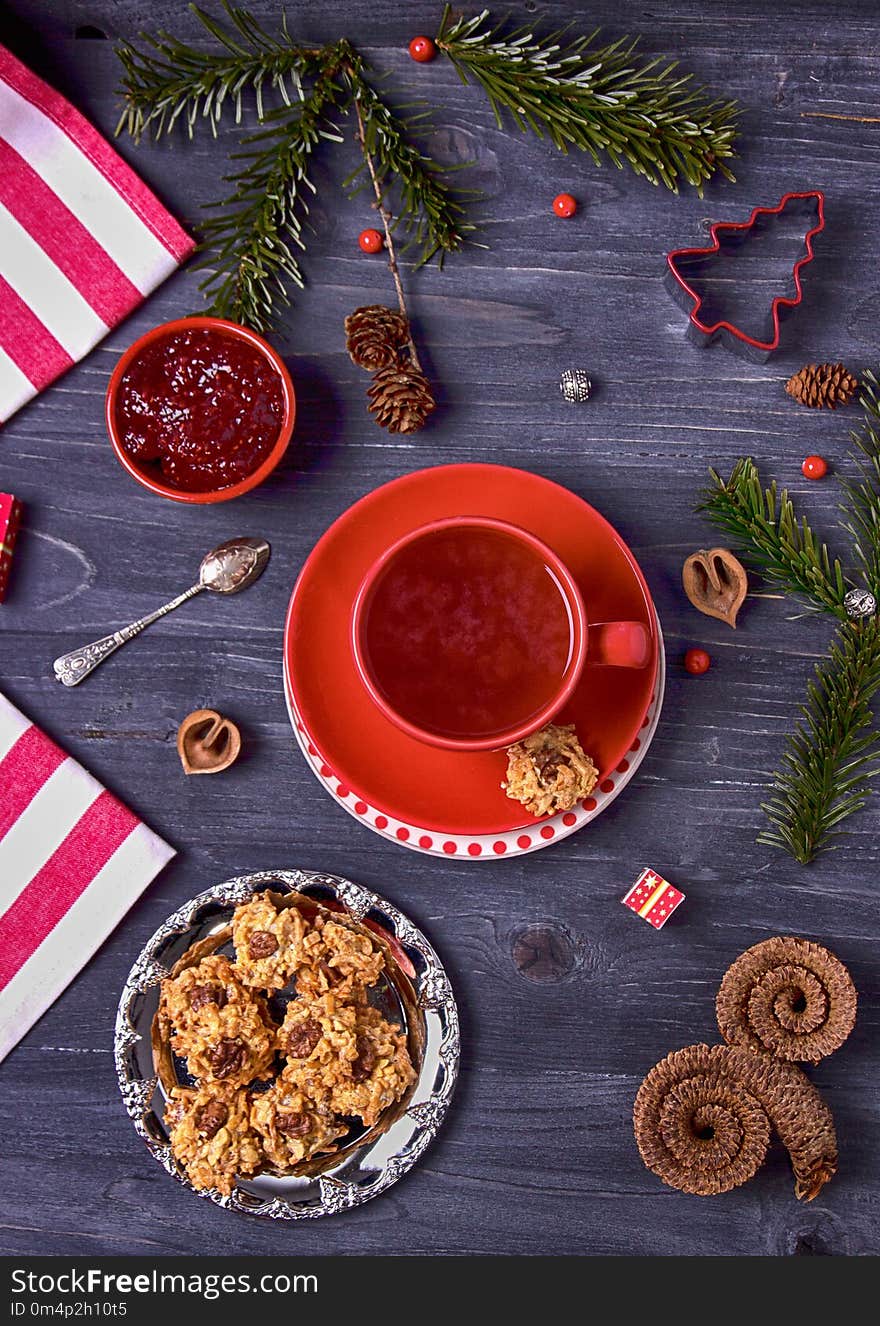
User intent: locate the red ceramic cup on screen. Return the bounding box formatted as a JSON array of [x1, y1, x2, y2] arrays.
[[351, 515, 649, 753], [105, 315, 296, 504]]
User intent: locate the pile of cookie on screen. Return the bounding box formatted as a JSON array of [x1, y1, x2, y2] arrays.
[[158, 891, 415, 1196]]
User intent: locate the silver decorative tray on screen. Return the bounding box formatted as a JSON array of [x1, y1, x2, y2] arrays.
[[115, 869, 460, 1219]]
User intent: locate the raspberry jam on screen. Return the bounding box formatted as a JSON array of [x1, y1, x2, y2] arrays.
[[115, 327, 285, 492], [361, 525, 576, 741]]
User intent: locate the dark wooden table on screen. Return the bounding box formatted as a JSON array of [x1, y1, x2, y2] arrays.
[[1, 0, 878, 1258]]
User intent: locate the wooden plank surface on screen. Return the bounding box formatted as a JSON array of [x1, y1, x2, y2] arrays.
[[1, 0, 878, 1257]]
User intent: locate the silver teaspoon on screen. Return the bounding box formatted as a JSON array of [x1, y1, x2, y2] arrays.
[[52, 537, 271, 687]]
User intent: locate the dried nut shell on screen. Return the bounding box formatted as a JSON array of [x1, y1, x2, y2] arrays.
[[177, 709, 241, 776], [682, 547, 748, 629]]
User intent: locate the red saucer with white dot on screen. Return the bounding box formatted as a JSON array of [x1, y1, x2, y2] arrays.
[[283, 464, 663, 857]]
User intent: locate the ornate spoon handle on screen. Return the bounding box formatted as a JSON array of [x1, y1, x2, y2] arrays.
[[52, 583, 204, 687]]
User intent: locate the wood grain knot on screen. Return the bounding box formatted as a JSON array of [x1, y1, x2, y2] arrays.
[[510, 923, 579, 984], [780, 1211, 848, 1256], [792, 1230, 833, 1256]]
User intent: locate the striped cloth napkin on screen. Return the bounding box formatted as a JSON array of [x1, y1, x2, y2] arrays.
[[0, 40, 194, 423], [0, 692, 175, 1063]]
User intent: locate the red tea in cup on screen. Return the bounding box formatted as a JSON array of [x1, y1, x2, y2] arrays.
[[353, 518, 586, 749]]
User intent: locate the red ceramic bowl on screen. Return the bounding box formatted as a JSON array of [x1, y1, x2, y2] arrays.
[[105, 315, 295, 504]]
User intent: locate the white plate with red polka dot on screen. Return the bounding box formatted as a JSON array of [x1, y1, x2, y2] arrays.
[[283, 619, 664, 861]]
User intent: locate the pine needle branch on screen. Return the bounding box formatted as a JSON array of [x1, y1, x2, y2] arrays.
[[344, 65, 476, 268], [757, 619, 880, 863], [349, 92, 422, 369], [699, 458, 849, 617], [436, 4, 738, 194], [115, 6, 479, 328], [115, 1, 325, 141], [196, 69, 344, 331]]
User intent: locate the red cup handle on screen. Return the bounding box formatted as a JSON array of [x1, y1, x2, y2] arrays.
[[587, 621, 650, 669]]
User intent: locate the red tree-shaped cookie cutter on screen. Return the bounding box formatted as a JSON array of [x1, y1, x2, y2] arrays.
[[665, 190, 825, 361]]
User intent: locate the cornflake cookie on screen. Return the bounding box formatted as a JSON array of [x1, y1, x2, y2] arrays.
[[503, 722, 598, 817], [278, 992, 357, 1067], [232, 893, 309, 989], [296, 913, 385, 1000], [160, 954, 276, 1087], [165, 1084, 261, 1196], [159, 954, 251, 1036], [250, 1078, 347, 1169], [285, 1002, 415, 1127]]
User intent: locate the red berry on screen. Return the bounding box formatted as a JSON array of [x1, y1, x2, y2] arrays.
[[684, 648, 711, 675], [408, 36, 437, 63], [553, 193, 578, 218], [802, 454, 828, 480], [358, 228, 383, 254]]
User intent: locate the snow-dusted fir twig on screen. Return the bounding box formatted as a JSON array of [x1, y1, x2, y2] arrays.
[[115, 3, 470, 333], [436, 5, 738, 194]]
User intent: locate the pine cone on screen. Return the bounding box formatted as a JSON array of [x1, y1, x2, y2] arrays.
[[785, 362, 859, 409], [344, 305, 409, 371], [367, 361, 436, 434]]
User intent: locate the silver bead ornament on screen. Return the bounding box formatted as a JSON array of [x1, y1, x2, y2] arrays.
[[559, 369, 592, 404], [843, 587, 877, 619]]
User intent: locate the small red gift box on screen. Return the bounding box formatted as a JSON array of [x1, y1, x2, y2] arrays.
[[0, 493, 22, 602], [622, 868, 685, 930]]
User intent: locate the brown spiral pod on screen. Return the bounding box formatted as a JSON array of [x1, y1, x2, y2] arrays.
[[633, 938, 856, 1201], [634, 1043, 838, 1200], [716, 936, 857, 1064]]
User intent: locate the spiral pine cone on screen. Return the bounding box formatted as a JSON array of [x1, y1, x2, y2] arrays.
[[716, 935, 857, 1064], [344, 305, 409, 371], [785, 362, 858, 409], [633, 1043, 838, 1200], [367, 362, 436, 434], [633, 936, 857, 1200]]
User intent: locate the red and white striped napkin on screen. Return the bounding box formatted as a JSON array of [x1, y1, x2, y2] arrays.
[[0, 41, 194, 423], [0, 692, 174, 1062]]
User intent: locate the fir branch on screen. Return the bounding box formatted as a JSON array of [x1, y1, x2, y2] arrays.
[[436, 5, 738, 194], [840, 371, 880, 593], [344, 68, 475, 268], [115, 1, 325, 142], [700, 459, 848, 617], [349, 94, 422, 370], [697, 383, 880, 864], [757, 619, 880, 863], [197, 71, 344, 331], [116, 6, 477, 330]]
